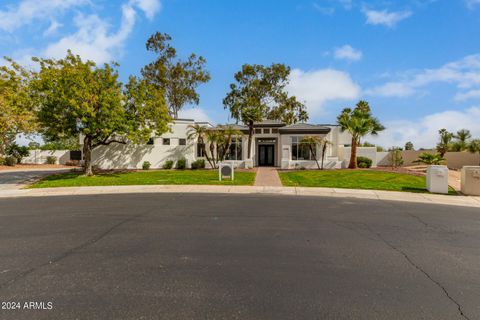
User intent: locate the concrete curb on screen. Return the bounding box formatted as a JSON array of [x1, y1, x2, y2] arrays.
[[1, 185, 479, 208]]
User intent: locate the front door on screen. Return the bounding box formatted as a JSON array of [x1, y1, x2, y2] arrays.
[[258, 145, 275, 166]]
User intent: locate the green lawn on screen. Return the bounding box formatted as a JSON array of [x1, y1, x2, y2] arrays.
[[30, 170, 256, 188], [279, 170, 457, 194]]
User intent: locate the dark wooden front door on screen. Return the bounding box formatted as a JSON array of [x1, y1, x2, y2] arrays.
[[258, 145, 275, 166]]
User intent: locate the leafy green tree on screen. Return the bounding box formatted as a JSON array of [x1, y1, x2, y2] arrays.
[[0, 58, 37, 155], [404, 141, 414, 151], [413, 153, 445, 165], [452, 129, 471, 152], [224, 63, 308, 159], [31, 52, 170, 176], [40, 136, 80, 151], [337, 101, 385, 169], [468, 139, 480, 165], [142, 32, 211, 118], [436, 128, 453, 157]]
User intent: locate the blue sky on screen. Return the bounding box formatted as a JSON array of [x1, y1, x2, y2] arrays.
[[1, 0, 480, 148]]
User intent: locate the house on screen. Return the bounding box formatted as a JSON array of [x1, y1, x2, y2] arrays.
[[87, 118, 380, 169]]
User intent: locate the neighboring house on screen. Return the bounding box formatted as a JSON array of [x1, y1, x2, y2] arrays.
[[85, 118, 379, 169]]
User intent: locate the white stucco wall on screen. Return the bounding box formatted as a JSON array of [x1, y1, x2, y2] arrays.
[[22, 150, 71, 164], [341, 147, 378, 168]]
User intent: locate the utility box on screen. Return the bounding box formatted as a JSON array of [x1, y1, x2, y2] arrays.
[[219, 163, 234, 181], [461, 166, 480, 196], [426, 165, 449, 194]]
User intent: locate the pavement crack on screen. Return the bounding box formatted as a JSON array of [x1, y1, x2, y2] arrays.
[[363, 224, 471, 320], [0, 210, 149, 291]]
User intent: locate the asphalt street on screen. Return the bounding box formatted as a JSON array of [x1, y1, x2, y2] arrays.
[[0, 193, 479, 319]]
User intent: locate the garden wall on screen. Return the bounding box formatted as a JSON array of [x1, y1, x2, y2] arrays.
[[21, 150, 70, 165], [376, 150, 480, 169]]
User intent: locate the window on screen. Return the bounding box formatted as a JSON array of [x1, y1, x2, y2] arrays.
[[225, 138, 242, 160], [254, 128, 261, 134], [197, 143, 205, 157], [263, 128, 270, 134], [291, 137, 314, 160], [179, 138, 186, 146], [272, 128, 279, 134], [147, 138, 154, 145], [163, 138, 170, 145]]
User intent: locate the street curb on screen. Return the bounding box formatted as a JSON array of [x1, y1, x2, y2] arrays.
[[1, 185, 479, 208]]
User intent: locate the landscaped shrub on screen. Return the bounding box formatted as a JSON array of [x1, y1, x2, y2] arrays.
[[163, 160, 174, 169], [5, 156, 17, 167], [0, 156, 5, 165], [357, 156, 373, 168], [191, 159, 205, 170], [142, 161, 151, 170], [65, 160, 80, 166], [176, 158, 187, 170], [45, 156, 57, 164], [6, 143, 30, 163]]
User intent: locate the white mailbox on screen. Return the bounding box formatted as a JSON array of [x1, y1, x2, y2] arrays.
[[426, 165, 449, 194], [461, 166, 480, 196]]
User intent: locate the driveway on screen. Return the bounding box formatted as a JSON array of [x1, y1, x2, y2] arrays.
[[0, 169, 72, 191], [0, 193, 479, 319]]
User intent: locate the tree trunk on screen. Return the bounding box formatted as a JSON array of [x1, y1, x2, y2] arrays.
[[83, 135, 94, 176], [247, 121, 253, 159], [348, 137, 358, 169], [209, 144, 216, 168], [310, 145, 320, 169], [321, 143, 327, 170]]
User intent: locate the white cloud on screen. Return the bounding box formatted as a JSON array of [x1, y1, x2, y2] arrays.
[[370, 107, 480, 149], [363, 9, 412, 27], [43, 0, 161, 64], [130, 0, 162, 19], [466, 0, 480, 9], [43, 20, 62, 36], [455, 89, 480, 101], [334, 45, 363, 62], [0, 0, 89, 32], [287, 68, 361, 116], [366, 54, 480, 98], [178, 107, 213, 123], [313, 3, 335, 15]]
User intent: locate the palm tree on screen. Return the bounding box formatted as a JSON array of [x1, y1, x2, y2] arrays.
[[468, 139, 480, 165], [217, 125, 242, 161], [320, 139, 332, 170], [337, 100, 385, 169], [205, 129, 221, 168], [436, 129, 453, 157], [452, 129, 471, 151], [187, 124, 214, 169], [413, 153, 445, 165], [301, 136, 322, 169]]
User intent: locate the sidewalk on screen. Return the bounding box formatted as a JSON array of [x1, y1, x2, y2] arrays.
[[1, 185, 479, 208]]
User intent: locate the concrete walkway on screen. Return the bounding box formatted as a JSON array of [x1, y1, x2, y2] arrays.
[[1, 185, 480, 208], [448, 170, 461, 192], [0, 168, 73, 191], [254, 167, 282, 187]]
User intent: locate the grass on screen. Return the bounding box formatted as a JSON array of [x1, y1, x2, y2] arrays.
[[30, 170, 256, 188], [279, 169, 457, 194]]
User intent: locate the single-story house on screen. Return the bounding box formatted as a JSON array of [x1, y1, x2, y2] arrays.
[[85, 118, 380, 169]]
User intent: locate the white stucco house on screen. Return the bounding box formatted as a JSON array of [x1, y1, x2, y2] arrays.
[[85, 118, 379, 169]]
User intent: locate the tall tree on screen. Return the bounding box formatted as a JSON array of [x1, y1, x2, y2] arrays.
[[436, 128, 453, 157], [142, 32, 211, 118], [452, 129, 471, 151], [468, 139, 480, 166], [223, 63, 308, 159], [404, 141, 414, 151], [337, 100, 385, 169], [31, 52, 170, 176], [0, 58, 36, 155]]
